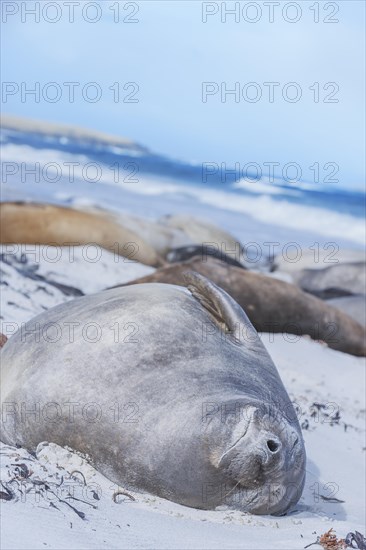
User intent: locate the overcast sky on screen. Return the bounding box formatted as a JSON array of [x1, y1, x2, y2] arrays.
[[1, 1, 365, 189]]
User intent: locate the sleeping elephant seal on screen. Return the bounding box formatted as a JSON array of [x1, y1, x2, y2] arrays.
[[293, 262, 366, 299], [119, 257, 366, 357], [161, 214, 271, 270], [0, 273, 305, 515], [0, 202, 162, 267], [326, 295, 366, 328]]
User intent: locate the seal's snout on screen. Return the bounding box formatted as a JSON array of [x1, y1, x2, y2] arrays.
[[217, 407, 306, 515]]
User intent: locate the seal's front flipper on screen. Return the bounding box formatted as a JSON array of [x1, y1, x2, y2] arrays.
[[183, 271, 260, 351]]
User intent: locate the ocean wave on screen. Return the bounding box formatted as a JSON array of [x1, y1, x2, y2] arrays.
[[1, 143, 364, 247], [190, 188, 365, 246], [125, 178, 365, 246], [232, 177, 300, 196]]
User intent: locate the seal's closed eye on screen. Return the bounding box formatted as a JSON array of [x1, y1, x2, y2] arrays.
[[183, 270, 260, 351]]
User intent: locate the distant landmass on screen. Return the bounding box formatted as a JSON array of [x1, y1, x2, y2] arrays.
[[1, 113, 147, 153]]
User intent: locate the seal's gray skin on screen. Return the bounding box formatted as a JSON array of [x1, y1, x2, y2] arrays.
[[272, 249, 365, 275], [294, 263, 366, 299], [326, 295, 366, 328], [121, 258, 366, 357], [0, 273, 306, 515]]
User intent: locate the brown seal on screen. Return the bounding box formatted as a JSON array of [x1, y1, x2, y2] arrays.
[[119, 257, 366, 357], [0, 202, 163, 266]]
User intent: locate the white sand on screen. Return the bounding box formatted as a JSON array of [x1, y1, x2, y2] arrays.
[[0, 245, 154, 334]]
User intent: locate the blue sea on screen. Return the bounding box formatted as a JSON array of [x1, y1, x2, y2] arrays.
[[1, 126, 365, 251]]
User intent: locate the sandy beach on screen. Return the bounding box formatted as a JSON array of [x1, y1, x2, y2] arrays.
[[2, 0, 366, 545], [1, 106, 365, 550]]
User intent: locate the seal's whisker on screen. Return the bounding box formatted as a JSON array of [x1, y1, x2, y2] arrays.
[[222, 479, 243, 500]]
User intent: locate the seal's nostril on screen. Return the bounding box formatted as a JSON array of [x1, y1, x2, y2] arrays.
[[267, 439, 279, 453]]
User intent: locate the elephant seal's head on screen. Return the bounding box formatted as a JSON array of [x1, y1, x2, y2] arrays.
[[216, 404, 306, 515], [184, 271, 306, 516]]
